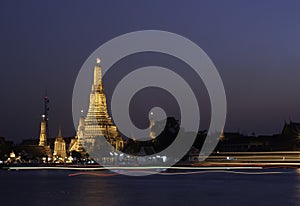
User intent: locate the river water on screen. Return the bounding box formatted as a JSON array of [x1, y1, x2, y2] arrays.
[[0, 169, 300, 206]]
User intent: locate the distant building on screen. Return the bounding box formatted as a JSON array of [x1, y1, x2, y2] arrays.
[[38, 114, 51, 157], [38, 115, 47, 147], [149, 112, 156, 140], [53, 129, 67, 158], [0, 137, 13, 159], [69, 112, 85, 153], [15, 114, 52, 161], [215, 121, 300, 152]]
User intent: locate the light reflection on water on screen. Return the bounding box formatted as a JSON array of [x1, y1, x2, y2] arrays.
[[1, 169, 300, 206], [292, 170, 300, 206]]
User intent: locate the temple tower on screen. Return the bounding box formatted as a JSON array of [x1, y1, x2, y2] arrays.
[[39, 95, 49, 147], [39, 115, 47, 146], [72, 58, 124, 153], [219, 128, 225, 141], [149, 112, 156, 140], [53, 129, 67, 158], [69, 110, 85, 152]]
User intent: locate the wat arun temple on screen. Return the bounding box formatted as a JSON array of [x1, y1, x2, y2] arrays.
[[68, 58, 125, 154], [8, 58, 300, 165], [14, 58, 125, 162]]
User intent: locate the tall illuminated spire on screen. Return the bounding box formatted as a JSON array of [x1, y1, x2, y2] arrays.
[[149, 112, 156, 140], [94, 58, 102, 87], [85, 58, 116, 135], [39, 115, 47, 146], [72, 58, 124, 153]]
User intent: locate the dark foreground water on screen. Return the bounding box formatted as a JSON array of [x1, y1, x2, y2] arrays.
[[1, 169, 300, 206]]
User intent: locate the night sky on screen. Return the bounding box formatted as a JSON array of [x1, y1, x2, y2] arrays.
[[1, 1, 300, 143]]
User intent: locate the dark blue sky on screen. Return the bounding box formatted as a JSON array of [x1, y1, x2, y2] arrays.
[[1, 1, 300, 142]]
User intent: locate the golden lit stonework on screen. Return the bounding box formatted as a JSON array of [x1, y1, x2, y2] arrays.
[[53, 129, 67, 158], [70, 58, 124, 153], [38, 114, 51, 157], [38, 115, 47, 147]]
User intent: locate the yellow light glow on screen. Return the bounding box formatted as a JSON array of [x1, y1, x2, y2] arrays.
[[96, 58, 101, 64]]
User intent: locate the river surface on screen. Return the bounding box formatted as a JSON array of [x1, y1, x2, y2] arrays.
[[1, 169, 300, 206]]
